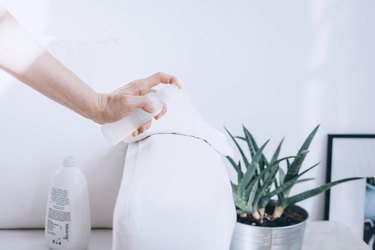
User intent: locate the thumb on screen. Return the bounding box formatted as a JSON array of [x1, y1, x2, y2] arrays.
[[127, 95, 154, 114]]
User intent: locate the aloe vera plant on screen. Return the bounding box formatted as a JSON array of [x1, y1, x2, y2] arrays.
[[226, 125, 361, 222]]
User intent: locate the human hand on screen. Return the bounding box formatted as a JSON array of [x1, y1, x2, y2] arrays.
[[96, 72, 182, 136]]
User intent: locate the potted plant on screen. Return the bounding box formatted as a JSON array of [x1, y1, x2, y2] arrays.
[[225, 125, 361, 250]]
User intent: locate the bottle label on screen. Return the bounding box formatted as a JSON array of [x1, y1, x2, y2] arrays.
[[47, 187, 71, 246]]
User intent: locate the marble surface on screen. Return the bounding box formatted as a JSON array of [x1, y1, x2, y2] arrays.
[[0, 221, 370, 250]]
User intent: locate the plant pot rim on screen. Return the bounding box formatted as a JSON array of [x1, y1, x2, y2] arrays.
[[236, 203, 308, 230]]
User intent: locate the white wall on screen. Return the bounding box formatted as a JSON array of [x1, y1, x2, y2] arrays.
[[2, 0, 375, 221]]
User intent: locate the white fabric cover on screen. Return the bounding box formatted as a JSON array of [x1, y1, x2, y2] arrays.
[[123, 92, 234, 157], [112, 92, 236, 250]]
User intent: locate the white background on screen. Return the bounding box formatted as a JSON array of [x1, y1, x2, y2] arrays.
[[1, 0, 375, 221]]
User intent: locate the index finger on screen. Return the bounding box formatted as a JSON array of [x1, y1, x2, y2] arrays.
[[139, 72, 183, 93]]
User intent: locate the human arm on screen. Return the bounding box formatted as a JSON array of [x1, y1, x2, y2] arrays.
[[0, 5, 181, 133]]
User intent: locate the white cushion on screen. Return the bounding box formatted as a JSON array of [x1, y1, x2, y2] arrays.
[[0, 37, 127, 228]]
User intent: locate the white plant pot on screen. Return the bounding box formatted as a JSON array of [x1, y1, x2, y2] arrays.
[[230, 204, 308, 250]]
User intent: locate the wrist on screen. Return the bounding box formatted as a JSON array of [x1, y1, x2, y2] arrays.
[[93, 92, 110, 124]]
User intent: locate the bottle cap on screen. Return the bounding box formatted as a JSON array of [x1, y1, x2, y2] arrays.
[[63, 156, 77, 168]]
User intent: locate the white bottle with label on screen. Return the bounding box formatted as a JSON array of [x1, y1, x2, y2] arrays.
[[45, 156, 91, 250]]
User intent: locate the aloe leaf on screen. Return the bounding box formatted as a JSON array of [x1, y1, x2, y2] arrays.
[[246, 182, 258, 213], [238, 140, 269, 191], [236, 209, 248, 214], [233, 192, 250, 212], [262, 157, 292, 186], [225, 127, 250, 169], [274, 178, 285, 204], [258, 196, 270, 209], [284, 150, 309, 181], [254, 156, 295, 208], [297, 125, 320, 155], [279, 167, 286, 184], [284, 125, 319, 183], [243, 126, 270, 167], [297, 162, 320, 176], [226, 156, 243, 183], [296, 178, 315, 184], [263, 156, 294, 183], [280, 177, 362, 208], [245, 156, 281, 197], [253, 162, 279, 209], [240, 126, 257, 159], [282, 162, 320, 197], [243, 158, 272, 199], [235, 136, 246, 141], [269, 163, 320, 198], [260, 137, 283, 186], [243, 163, 272, 210], [270, 138, 285, 163]]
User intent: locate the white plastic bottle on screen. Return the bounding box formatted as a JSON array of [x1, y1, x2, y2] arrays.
[[45, 156, 91, 250], [101, 84, 179, 145]]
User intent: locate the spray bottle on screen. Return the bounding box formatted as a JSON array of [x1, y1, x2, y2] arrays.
[[101, 84, 179, 145]]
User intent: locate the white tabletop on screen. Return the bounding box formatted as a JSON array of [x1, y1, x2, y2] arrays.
[[303, 221, 370, 250], [0, 221, 370, 250], [0, 229, 112, 250]]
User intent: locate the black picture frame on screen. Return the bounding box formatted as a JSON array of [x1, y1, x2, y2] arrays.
[[325, 134, 375, 240]]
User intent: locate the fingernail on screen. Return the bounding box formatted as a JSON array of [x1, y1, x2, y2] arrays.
[[133, 130, 139, 136], [175, 81, 183, 89]]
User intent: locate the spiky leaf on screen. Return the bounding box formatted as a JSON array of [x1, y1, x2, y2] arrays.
[[226, 156, 243, 183], [225, 127, 250, 169], [279, 177, 362, 208], [284, 125, 319, 184], [237, 140, 269, 193]]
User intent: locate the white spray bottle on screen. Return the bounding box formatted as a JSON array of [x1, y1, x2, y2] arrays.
[[45, 156, 91, 250], [101, 84, 179, 145]]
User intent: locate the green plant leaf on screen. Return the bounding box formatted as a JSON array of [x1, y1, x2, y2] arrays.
[[230, 182, 237, 193], [246, 182, 258, 213], [296, 178, 315, 184], [252, 161, 279, 209], [243, 125, 270, 168], [274, 178, 285, 204], [258, 138, 284, 191], [279, 167, 286, 184], [280, 177, 362, 208], [238, 140, 269, 193], [226, 156, 243, 183], [270, 138, 285, 163], [284, 125, 319, 184], [233, 192, 250, 212], [243, 162, 272, 211], [225, 127, 251, 169], [268, 163, 320, 199], [284, 150, 309, 180]]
